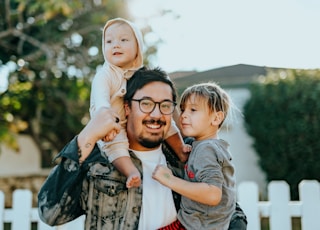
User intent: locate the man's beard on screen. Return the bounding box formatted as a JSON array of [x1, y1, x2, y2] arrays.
[[138, 136, 164, 148], [138, 119, 166, 148]]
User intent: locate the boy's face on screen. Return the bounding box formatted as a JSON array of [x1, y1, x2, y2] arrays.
[[104, 23, 138, 69], [179, 94, 220, 140], [125, 81, 173, 151]]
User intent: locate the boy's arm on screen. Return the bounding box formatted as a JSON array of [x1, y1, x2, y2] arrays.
[[152, 165, 222, 205]]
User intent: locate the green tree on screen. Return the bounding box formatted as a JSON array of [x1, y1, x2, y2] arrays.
[[243, 69, 320, 199], [0, 0, 158, 167]]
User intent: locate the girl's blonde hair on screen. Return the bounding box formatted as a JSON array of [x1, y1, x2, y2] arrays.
[[180, 82, 231, 128]]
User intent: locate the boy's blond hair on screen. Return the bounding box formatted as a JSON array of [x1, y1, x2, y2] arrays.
[[180, 82, 231, 128]]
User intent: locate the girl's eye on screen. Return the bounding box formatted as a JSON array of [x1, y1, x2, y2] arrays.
[[106, 40, 111, 43]]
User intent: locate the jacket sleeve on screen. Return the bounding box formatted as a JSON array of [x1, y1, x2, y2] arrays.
[[37, 136, 104, 226], [228, 202, 248, 230]]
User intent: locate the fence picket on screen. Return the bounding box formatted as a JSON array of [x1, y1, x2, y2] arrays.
[[12, 190, 32, 230], [238, 181, 260, 230], [0, 180, 319, 229], [269, 181, 291, 230], [0, 191, 4, 230], [299, 180, 320, 230]]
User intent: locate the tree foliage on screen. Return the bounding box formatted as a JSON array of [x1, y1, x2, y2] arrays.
[[243, 69, 320, 199], [0, 0, 157, 167]]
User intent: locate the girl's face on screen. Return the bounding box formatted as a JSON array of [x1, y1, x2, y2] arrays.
[[179, 94, 219, 141], [104, 23, 138, 69]]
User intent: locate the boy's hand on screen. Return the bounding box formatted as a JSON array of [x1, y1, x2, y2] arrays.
[[152, 165, 173, 187], [183, 144, 192, 154]]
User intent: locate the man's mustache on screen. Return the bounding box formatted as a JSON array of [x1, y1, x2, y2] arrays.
[[143, 119, 166, 126]]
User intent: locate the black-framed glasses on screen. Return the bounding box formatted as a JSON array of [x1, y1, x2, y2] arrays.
[[131, 98, 176, 115]]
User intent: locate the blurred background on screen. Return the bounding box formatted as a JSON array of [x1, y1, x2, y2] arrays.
[[1, 0, 320, 216]]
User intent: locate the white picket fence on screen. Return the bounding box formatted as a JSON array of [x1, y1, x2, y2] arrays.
[[0, 180, 319, 230]]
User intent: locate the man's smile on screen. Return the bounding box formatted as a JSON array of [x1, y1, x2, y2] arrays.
[[143, 119, 166, 129]]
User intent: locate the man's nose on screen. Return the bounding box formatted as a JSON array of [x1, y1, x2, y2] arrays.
[[149, 104, 162, 117]]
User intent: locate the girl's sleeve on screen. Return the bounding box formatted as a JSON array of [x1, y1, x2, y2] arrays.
[[165, 118, 179, 138], [90, 67, 112, 117]]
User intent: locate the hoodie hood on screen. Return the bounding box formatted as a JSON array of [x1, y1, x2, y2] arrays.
[[102, 17, 144, 70]]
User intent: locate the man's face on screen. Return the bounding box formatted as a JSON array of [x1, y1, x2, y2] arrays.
[[125, 81, 173, 151]]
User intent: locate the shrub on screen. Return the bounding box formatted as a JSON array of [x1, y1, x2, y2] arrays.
[[243, 69, 320, 199]]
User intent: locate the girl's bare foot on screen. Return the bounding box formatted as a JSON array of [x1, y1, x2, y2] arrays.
[[126, 173, 141, 188]]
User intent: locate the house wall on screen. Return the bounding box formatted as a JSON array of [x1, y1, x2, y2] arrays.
[[0, 135, 46, 207], [219, 88, 267, 197], [0, 134, 41, 176]]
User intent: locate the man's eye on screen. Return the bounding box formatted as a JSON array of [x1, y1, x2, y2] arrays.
[[161, 103, 170, 109], [141, 101, 153, 107]]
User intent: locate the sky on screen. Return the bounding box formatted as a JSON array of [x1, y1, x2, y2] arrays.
[[1, 0, 319, 93], [128, 0, 320, 72]]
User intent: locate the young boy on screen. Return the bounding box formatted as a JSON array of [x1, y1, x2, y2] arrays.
[[153, 82, 236, 229], [90, 18, 190, 188]]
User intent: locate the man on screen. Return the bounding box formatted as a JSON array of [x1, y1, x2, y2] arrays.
[[38, 67, 247, 229]]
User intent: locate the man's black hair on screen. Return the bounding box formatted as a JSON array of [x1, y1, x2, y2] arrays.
[[124, 67, 177, 104]]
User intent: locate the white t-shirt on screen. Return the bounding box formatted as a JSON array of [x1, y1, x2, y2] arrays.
[[132, 146, 177, 230]]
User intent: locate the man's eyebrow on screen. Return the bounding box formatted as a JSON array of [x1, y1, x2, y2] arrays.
[[134, 96, 152, 100], [135, 96, 174, 102]]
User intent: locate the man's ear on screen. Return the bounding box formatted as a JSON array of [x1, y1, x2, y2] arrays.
[[124, 102, 130, 116], [211, 111, 224, 126]]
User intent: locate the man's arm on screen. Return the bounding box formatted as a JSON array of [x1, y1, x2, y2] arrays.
[[228, 202, 248, 230], [38, 137, 88, 225], [38, 107, 121, 226]]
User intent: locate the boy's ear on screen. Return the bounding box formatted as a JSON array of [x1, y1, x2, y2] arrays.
[[211, 111, 224, 126]]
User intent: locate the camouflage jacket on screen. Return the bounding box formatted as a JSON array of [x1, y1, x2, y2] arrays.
[[38, 137, 247, 230], [37, 136, 183, 229]]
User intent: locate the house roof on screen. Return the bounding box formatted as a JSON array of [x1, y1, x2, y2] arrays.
[[171, 63, 286, 90]]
